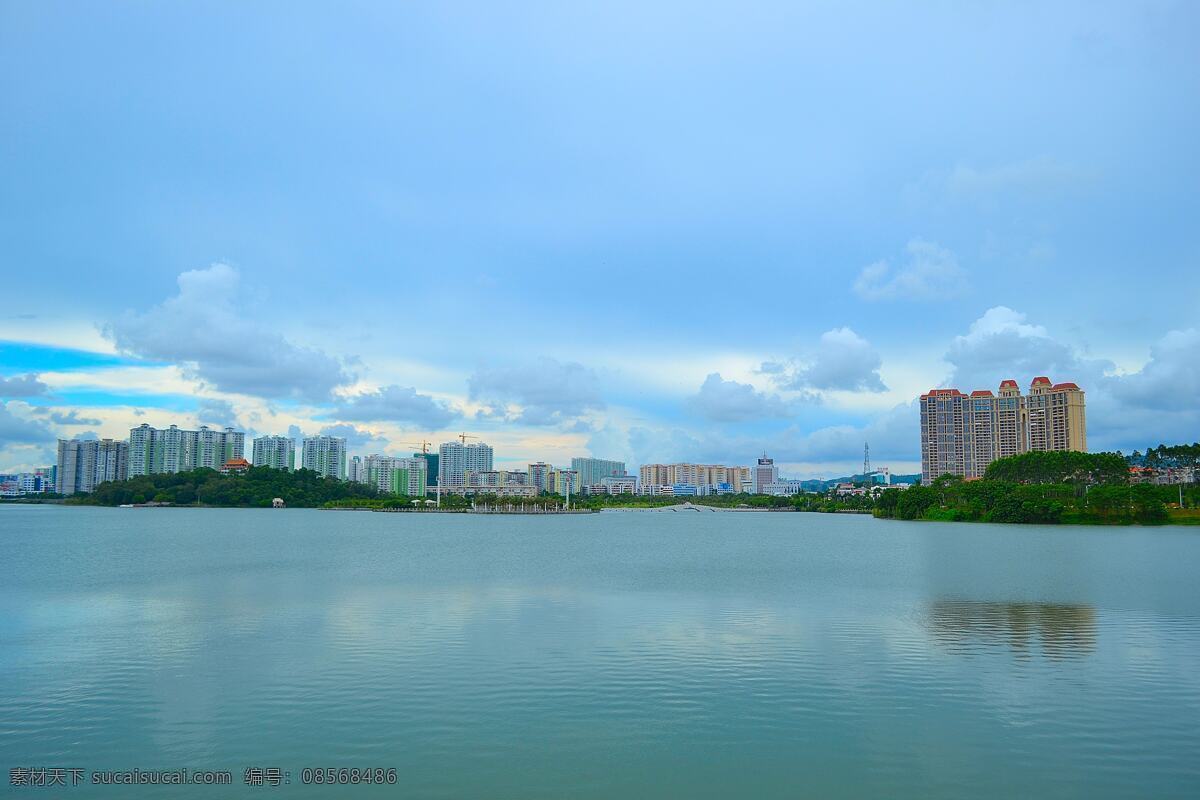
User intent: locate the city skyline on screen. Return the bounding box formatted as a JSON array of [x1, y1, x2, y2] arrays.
[[2, 3, 1198, 478]]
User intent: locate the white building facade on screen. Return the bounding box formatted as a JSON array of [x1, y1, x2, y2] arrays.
[[302, 435, 347, 480], [56, 438, 129, 495], [127, 424, 244, 477], [252, 435, 295, 471], [439, 441, 494, 489]]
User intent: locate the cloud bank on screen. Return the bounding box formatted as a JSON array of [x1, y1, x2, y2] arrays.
[[105, 264, 355, 403]]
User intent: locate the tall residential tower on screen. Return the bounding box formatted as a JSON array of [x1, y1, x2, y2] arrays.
[[438, 441, 493, 489], [56, 438, 128, 495], [920, 377, 1086, 482], [252, 435, 295, 471], [302, 435, 347, 480], [127, 424, 244, 477]]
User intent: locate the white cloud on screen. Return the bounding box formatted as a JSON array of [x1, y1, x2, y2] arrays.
[[1108, 329, 1200, 412], [686, 373, 792, 423], [318, 423, 389, 451], [771, 327, 887, 393], [853, 239, 968, 301], [196, 399, 240, 429], [468, 358, 604, 426], [0, 373, 48, 398], [905, 157, 1096, 209], [943, 306, 1108, 391], [941, 307, 1200, 452], [334, 384, 459, 429], [47, 409, 103, 426], [0, 401, 53, 447], [604, 401, 919, 478], [944, 157, 1093, 198], [104, 263, 355, 402]]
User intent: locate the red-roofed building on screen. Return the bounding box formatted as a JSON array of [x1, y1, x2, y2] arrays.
[[221, 457, 251, 474], [920, 376, 1087, 482]]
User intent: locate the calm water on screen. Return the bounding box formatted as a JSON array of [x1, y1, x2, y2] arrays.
[[2, 506, 1198, 798]]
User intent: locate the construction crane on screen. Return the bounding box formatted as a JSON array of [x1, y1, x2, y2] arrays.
[[407, 440, 434, 454], [457, 432, 479, 445]]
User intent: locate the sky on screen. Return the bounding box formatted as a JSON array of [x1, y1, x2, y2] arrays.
[[1, 1, 1198, 478]]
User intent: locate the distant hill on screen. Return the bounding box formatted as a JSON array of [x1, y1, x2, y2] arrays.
[[800, 473, 921, 491]]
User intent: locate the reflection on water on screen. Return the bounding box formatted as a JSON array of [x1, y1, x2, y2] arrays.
[[5, 508, 1200, 799], [927, 600, 1097, 659]]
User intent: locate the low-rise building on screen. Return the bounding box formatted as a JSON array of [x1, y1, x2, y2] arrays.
[[587, 476, 637, 495]]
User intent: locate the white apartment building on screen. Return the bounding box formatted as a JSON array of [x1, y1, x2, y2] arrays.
[[438, 441, 494, 488], [302, 435, 347, 480], [364, 455, 426, 495], [252, 435, 295, 471], [56, 438, 128, 495], [128, 424, 245, 477], [571, 457, 627, 487], [586, 476, 638, 495]]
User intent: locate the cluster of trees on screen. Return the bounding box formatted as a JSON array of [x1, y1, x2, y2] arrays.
[[983, 450, 1127, 487], [875, 450, 1196, 525], [1129, 443, 1200, 470], [75, 467, 383, 508]]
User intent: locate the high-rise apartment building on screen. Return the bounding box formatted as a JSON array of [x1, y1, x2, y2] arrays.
[[348, 455, 365, 483], [252, 435, 295, 471], [127, 424, 244, 477], [527, 462, 552, 493], [571, 457, 626, 487], [438, 441, 493, 488], [1026, 377, 1087, 454], [56, 438, 128, 495], [302, 435, 347, 480], [364, 455, 427, 496], [920, 377, 1086, 482]]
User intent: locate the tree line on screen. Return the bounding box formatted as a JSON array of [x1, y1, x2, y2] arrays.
[[875, 450, 1197, 525], [73, 466, 382, 508]]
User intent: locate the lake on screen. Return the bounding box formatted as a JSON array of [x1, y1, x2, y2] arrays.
[[2, 505, 1198, 797]]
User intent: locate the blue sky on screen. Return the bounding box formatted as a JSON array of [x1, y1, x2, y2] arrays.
[[2, 1, 1198, 476]]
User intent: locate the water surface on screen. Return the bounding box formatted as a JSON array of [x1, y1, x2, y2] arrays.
[[2, 506, 1198, 797]]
